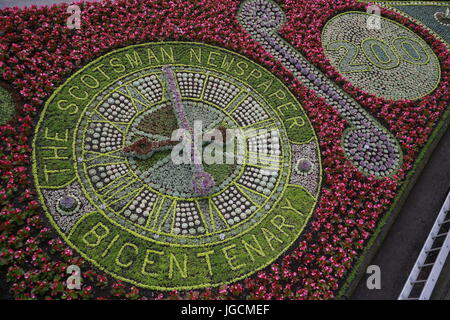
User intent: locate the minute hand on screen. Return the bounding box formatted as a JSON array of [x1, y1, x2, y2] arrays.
[[238, 0, 402, 178], [162, 66, 215, 195]]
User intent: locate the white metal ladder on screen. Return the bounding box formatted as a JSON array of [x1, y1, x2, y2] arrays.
[[399, 190, 450, 300]]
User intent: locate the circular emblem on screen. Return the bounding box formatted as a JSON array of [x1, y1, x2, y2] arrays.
[[322, 11, 441, 101], [33, 42, 322, 290]]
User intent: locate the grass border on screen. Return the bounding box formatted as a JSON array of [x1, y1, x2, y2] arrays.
[[0, 80, 22, 126]]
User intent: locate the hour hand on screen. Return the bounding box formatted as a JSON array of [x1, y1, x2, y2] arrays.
[[123, 137, 178, 159], [123, 127, 230, 160]]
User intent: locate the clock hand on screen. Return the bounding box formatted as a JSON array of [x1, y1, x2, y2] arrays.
[[238, 0, 402, 178], [162, 65, 215, 195], [123, 127, 229, 160], [123, 137, 178, 159]]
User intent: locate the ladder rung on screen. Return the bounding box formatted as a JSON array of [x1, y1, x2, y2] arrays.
[[426, 247, 442, 253], [432, 232, 448, 239], [411, 279, 427, 284], [419, 263, 434, 268], [439, 219, 450, 225]]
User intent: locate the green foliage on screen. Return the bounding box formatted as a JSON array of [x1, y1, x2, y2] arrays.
[[0, 86, 15, 125]]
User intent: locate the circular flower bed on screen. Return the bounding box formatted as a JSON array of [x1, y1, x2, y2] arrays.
[[33, 41, 322, 290], [0, 0, 449, 299], [56, 196, 81, 216]]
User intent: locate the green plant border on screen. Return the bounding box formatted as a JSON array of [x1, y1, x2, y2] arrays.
[[0, 83, 18, 126]]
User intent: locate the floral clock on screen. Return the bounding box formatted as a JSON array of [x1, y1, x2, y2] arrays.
[[12, 0, 446, 298], [32, 42, 322, 290]]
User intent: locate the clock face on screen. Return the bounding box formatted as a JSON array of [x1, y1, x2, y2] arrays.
[[33, 42, 322, 290]]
